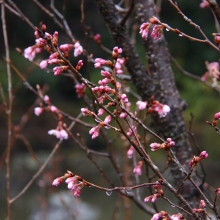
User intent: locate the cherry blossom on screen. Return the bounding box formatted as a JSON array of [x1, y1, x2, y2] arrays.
[[136, 101, 147, 110]]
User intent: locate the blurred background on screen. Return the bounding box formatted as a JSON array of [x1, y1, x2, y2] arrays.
[[0, 0, 220, 219]]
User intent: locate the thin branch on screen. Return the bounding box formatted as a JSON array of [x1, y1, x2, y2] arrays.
[[2, 1, 13, 219]]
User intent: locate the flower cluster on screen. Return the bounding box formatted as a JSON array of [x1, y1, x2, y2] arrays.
[[75, 83, 86, 98], [24, 24, 83, 76], [188, 151, 208, 168], [149, 138, 175, 152], [201, 61, 220, 86], [193, 200, 206, 214], [34, 94, 68, 140], [140, 16, 163, 41], [151, 211, 184, 220], [136, 97, 171, 118], [144, 181, 164, 203], [52, 171, 87, 197]]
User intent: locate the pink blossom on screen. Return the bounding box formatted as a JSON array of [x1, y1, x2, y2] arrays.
[[133, 161, 143, 176], [94, 58, 108, 68], [24, 46, 36, 61], [170, 214, 183, 220], [97, 108, 105, 116], [112, 46, 122, 59], [52, 177, 63, 186], [206, 62, 220, 80], [89, 126, 100, 139], [94, 34, 101, 44], [34, 107, 44, 116], [216, 188, 220, 195], [81, 108, 92, 116], [98, 78, 109, 85], [44, 95, 50, 103], [50, 105, 59, 113], [53, 66, 68, 75], [199, 151, 208, 159], [120, 94, 129, 103], [74, 42, 83, 57], [60, 44, 73, 52], [152, 102, 170, 117], [35, 38, 47, 46], [119, 112, 127, 118], [199, 200, 206, 208], [151, 213, 162, 220], [200, 0, 209, 8], [45, 32, 52, 40], [104, 115, 111, 124], [151, 25, 163, 40], [48, 58, 61, 65], [127, 146, 134, 158], [48, 129, 68, 140], [76, 60, 84, 70], [144, 196, 152, 202], [39, 59, 48, 69], [151, 194, 158, 203], [100, 70, 111, 78], [140, 22, 151, 39], [166, 138, 175, 147], [214, 112, 220, 120], [149, 142, 161, 152], [136, 101, 147, 110], [75, 83, 86, 98], [49, 52, 59, 59], [115, 58, 124, 74]]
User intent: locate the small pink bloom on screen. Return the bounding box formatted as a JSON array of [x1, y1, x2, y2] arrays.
[[119, 112, 127, 118], [34, 107, 44, 116], [60, 44, 73, 52], [115, 58, 124, 74], [81, 108, 91, 116], [144, 196, 151, 203], [120, 94, 129, 103], [94, 34, 101, 44], [52, 177, 63, 186], [104, 115, 111, 124], [136, 101, 147, 110], [151, 194, 158, 203], [39, 59, 48, 69], [100, 70, 111, 78], [97, 108, 105, 116], [151, 213, 162, 220], [151, 25, 163, 40], [44, 95, 50, 103], [74, 42, 83, 57], [140, 22, 151, 39], [48, 58, 61, 65], [133, 161, 143, 176], [216, 188, 220, 195], [50, 105, 58, 113], [89, 126, 100, 139], [75, 83, 86, 98], [127, 146, 134, 158], [199, 200, 206, 208], [200, 0, 209, 8], [149, 142, 161, 152], [214, 112, 220, 120], [24, 46, 36, 61], [94, 58, 108, 68], [199, 151, 208, 159]]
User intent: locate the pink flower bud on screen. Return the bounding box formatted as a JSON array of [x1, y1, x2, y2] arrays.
[[199, 151, 208, 159], [52, 177, 63, 186], [34, 107, 44, 116], [136, 101, 147, 110], [39, 59, 48, 69]]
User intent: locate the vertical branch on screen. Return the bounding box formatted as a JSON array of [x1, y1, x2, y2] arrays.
[[1, 1, 13, 219]]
